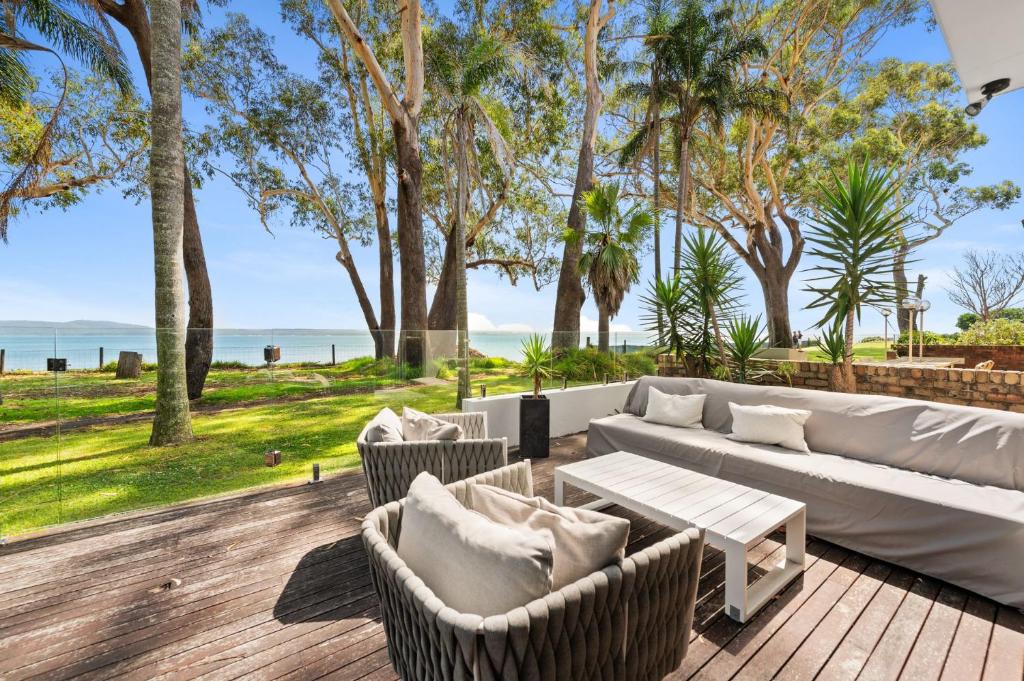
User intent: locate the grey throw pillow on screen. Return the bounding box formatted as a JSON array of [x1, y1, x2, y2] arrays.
[[402, 407, 463, 441], [469, 483, 630, 589], [364, 407, 404, 443], [397, 472, 554, 616]]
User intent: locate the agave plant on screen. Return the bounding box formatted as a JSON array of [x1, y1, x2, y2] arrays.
[[815, 320, 848, 391], [679, 228, 742, 372], [640, 274, 690, 359], [725, 315, 765, 383], [519, 334, 552, 398]]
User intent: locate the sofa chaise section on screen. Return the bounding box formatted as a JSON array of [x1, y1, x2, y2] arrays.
[[587, 377, 1024, 608]]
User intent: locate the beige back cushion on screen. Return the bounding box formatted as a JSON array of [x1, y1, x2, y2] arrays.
[[397, 473, 553, 616], [624, 376, 1024, 491], [469, 484, 630, 589]]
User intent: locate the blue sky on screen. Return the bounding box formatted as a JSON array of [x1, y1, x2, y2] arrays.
[[1, 4, 1022, 337]]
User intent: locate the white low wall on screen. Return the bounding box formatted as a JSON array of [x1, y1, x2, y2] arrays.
[[463, 381, 636, 448]]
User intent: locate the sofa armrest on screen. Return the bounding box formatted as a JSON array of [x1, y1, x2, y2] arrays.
[[622, 527, 705, 681]]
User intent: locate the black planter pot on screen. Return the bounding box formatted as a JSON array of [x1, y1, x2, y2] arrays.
[[519, 395, 550, 459]]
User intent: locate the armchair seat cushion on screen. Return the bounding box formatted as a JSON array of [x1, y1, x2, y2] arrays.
[[469, 483, 630, 589], [402, 407, 463, 441], [363, 407, 404, 443], [397, 472, 553, 617]]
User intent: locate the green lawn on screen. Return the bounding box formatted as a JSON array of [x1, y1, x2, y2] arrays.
[[806, 340, 889, 362], [0, 368, 574, 536]]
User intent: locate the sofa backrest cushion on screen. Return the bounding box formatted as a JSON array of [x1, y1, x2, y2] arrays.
[[623, 376, 1024, 492]]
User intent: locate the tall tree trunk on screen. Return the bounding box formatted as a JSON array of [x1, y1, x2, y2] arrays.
[[674, 127, 689, 273], [182, 176, 213, 399], [455, 109, 470, 408], [651, 62, 663, 338], [597, 303, 610, 353], [759, 262, 794, 348], [100, 0, 214, 399], [149, 0, 192, 445], [552, 0, 614, 351], [394, 120, 429, 368], [843, 306, 856, 393], [894, 243, 912, 335], [373, 197, 395, 359], [709, 303, 727, 366], [428, 231, 459, 331]]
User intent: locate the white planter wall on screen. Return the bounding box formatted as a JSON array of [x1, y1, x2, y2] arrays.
[[464, 381, 636, 448]]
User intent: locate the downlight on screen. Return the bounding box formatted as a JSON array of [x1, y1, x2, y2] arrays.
[[966, 78, 1011, 116]]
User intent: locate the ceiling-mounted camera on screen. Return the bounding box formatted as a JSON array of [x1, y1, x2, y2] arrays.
[[966, 78, 1011, 116]]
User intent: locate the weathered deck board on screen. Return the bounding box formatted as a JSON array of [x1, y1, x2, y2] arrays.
[[1, 433, 1021, 681]]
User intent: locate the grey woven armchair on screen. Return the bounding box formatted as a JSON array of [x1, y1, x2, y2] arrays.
[[361, 461, 706, 681], [357, 411, 507, 507]]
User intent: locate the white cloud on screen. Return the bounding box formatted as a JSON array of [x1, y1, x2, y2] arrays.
[[579, 314, 632, 333], [467, 312, 533, 332]]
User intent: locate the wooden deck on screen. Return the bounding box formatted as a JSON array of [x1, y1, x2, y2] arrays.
[[1, 434, 1022, 681]]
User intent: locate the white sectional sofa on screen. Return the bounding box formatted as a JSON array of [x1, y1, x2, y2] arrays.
[[587, 376, 1024, 608]]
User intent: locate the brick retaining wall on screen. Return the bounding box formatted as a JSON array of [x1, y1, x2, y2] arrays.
[[657, 356, 1024, 412], [890, 344, 1024, 371]]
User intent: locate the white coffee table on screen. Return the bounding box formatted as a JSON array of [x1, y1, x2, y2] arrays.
[[555, 451, 806, 622]]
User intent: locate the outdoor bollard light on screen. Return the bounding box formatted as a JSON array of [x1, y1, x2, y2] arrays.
[[562, 377, 568, 390], [603, 373, 609, 385], [881, 308, 892, 354], [918, 300, 932, 358], [480, 385, 487, 398], [310, 463, 321, 484], [623, 371, 628, 382]]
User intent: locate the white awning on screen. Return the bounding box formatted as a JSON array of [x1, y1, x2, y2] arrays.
[[930, 0, 1024, 104]]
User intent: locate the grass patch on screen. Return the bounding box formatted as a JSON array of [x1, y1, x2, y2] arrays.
[[806, 341, 888, 362]]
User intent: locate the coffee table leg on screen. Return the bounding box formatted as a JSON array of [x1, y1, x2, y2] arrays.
[[554, 472, 564, 505], [786, 509, 806, 568], [724, 542, 749, 622]]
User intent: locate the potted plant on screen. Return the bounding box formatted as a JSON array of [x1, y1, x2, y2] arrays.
[[518, 334, 552, 459], [816, 320, 847, 392]]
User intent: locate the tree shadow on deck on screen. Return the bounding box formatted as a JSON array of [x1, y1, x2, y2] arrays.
[[274, 534, 377, 624]]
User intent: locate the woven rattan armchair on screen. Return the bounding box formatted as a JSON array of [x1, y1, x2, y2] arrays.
[[357, 411, 507, 507], [361, 461, 706, 681]]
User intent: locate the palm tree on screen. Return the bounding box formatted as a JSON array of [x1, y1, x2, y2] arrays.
[[617, 0, 674, 290], [425, 22, 514, 408], [654, 0, 774, 270], [805, 158, 910, 393], [148, 0, 192, 445], [0, 0, 133, 241], [575, 182, 652, 353]]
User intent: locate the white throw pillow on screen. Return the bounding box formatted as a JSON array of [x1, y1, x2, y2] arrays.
[[469, 484, 630, 589], [642, 387, 706, 429], [364, 407, 404, 443], [727, 402, 811, 452], [397, 473, 553, 616], [402, 407, 463, 441]]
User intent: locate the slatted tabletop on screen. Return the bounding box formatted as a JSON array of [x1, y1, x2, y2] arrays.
[[554, 451, 805, 547]]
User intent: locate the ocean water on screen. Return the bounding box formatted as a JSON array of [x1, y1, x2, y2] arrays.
[[0, 327, 655, 372]]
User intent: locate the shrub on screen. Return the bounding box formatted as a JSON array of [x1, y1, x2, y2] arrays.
[[211, 360, 247, 370], [896, 330, 958, 345], [553, 348, 656, 382], [957, 318, 1024, 345], [859, 335, 884, 343]]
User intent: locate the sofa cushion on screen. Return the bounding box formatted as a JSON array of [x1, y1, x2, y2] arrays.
[[727, 402, 810, 452], [643, 387, 705, 429], [362, 407, 404, 443], [469, 483, 630, 589], [623, 376, 1024, 492], [402, 407, 463, 441], [587, 412, 1024, 608], [397, 472, 553, 616]]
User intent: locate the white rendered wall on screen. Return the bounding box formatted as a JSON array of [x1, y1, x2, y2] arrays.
[[464, 381, 636, 448]]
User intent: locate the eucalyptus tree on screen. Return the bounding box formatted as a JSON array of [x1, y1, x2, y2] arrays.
[[574, 182, 651, 353], [96, 0, 222, 399], [0, 71, 147, 232], [805, 159, 909, 393], [653, 0, 773, 272], [425, 21, 513, 406], [691, 0, 918, 348], [822, 59, 1020, 333], [148, 0, 192, 445], [324, 0, 429, 368], [282, 0, 396, 358], [185, 15, 393, 360], [552, 0, 616, 351], [0, 0, 133, 241]]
